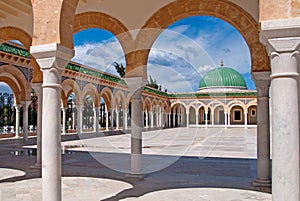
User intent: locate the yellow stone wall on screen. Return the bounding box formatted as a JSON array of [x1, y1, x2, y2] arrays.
[[260, 0, 300, 21]]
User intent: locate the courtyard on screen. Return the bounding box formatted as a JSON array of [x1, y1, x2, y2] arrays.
[[0, 127, 271, 200]]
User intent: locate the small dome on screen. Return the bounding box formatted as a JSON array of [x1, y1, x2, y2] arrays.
[[199, 67, 247, 91]]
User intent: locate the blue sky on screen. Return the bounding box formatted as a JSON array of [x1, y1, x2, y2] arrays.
[[72, 16, 255, 92], [0, 16, 255, 93]]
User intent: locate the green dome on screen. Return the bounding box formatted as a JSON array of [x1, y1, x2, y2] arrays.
[[199, 67, 247, 89]]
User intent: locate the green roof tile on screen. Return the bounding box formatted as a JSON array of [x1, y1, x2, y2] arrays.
[[199, 67, 247, 89]]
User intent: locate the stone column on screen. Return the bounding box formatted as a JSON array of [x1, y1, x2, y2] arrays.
[[262, 35, 300, 200], [155, 111, 159, 127], [124, 109, 128, 130], [32, 83, 43, 168], [94, 107, 99, 133], [252, 71, 271, 189], [61, 108, 67, 135], [195, 110, 199, 126], [205, 112, 208, 128], [125, 77, 147, 178], [244, 112, 248, 129], [105, 108, 109, 131], [211, 113, 214, 125], [145, 111, 149, 128], [31, 43, 74, 201], [186, 112, 189, 128], [224, 112, 228, 129], [172, 113, 176, 127], [14, 105, 21, 138], [168, 113, 171, 127], [116, 108, 119, 130], [110, 108, 114, 131], [150, 111, 154, 128], [22, 101, 31, 142], [77, 105, 83, 134], [72, 105, 75, 129]]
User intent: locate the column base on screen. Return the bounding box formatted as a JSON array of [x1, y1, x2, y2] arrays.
[[125, 173, 145, 180], [252, 179, 271, 192]]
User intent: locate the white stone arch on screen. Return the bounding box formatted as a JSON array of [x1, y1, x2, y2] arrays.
[[246, 99, 257, 109], [208, 100, 226, 113], [0, 64, 31, 104], [100, 87, 113, 110], [228, 100, 247, 113], [171, 101, 188, 111], [82, 83, 99, 108], [113, 90, 126, 111], [62, 79, 82, 107], [144, 97, 152, 112]]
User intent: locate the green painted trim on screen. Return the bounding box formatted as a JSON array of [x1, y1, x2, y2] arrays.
[[66, 63, 127, 85], [143, 86, 169, 97], [0, 43, 30, 58]]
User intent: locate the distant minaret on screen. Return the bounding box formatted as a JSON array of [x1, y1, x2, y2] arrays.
[[220, 60, 224, 67]]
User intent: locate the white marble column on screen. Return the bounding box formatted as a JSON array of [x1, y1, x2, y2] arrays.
[[105, 109, 109, 131], [205, 112, 208, 128], [195, 110, 199, 126], [150, 111, 154, 128], [145, 111, 149, 128], [77, 105, 83, 134], [155, 111, 159, 127], [125, 77, 147, 178], [172, 113, 176, 127], [32, 83, 43, 168], [186, 112, 189, 128], [168, 113, 171, 127], [261, 34, 300, 200], [252, 71, 271, 189], [14, 105, 21, 138], [224, 112, 228, 129], [72, 105, 75, 129], [61, 108, 67, 135], [211, 113, 215, 125], [110, 108, 114, 131], [22, 100, 31, 142], [124, 109, 128, 130], [244, 112, 248, 129], [116, 108, 120, 130], [94, 107, 99, 133], [31, 43, 74, 201]]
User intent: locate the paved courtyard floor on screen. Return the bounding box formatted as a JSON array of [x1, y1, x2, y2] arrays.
[[0, 127, 271, 200]]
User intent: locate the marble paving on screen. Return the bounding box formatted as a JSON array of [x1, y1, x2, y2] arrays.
[[0, 127, 271, 200]]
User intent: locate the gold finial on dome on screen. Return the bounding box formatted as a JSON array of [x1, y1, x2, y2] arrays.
[[220, 60, 224, 67]]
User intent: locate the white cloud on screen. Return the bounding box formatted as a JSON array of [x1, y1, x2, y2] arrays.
[[168, 25, 190, 34], [73, 38, 125, 75]]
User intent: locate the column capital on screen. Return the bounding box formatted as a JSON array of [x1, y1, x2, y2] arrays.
[[266, 37, 300, 55], [30, 43, 74, 71], [260, 18, 300, 46], [252, 71, 271, 97]]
